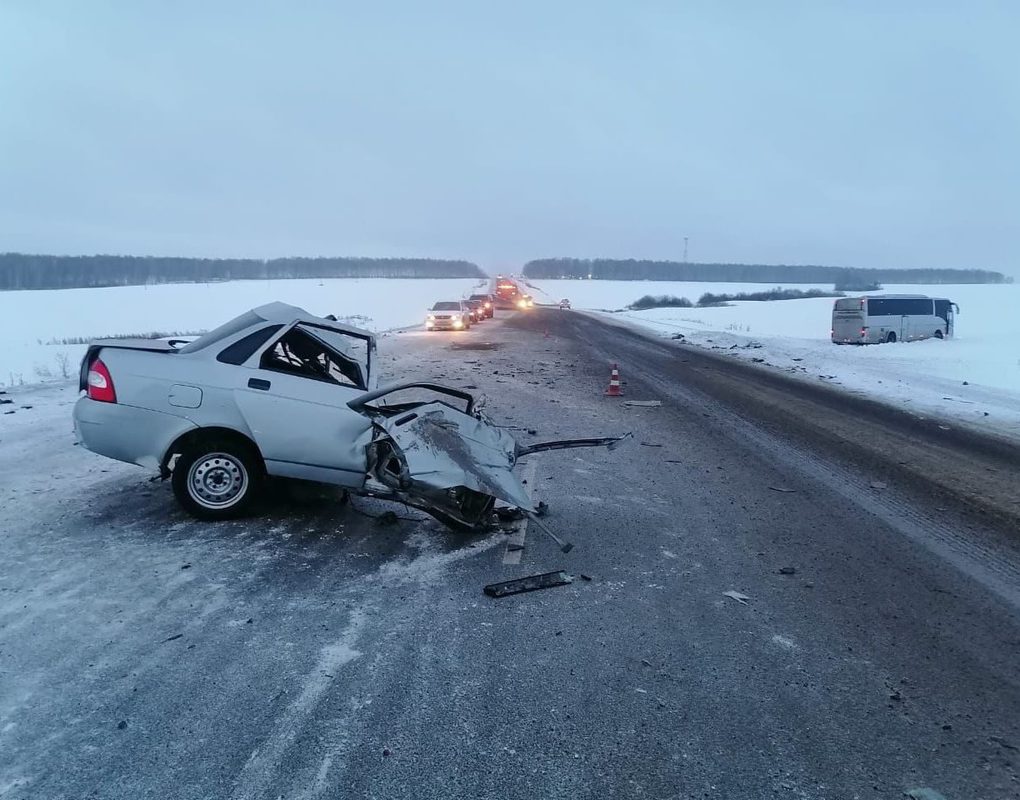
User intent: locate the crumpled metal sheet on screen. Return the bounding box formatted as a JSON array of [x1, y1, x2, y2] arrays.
[[378, 403, 533, 510]]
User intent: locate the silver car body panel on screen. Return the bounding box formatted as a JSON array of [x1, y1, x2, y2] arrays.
[[74, 303, 378, 486], [74, 397, 199, 471]]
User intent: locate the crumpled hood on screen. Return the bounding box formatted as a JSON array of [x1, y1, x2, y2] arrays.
[[376, 402, 533, 510]]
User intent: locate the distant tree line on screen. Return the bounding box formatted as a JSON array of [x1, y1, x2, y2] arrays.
[[0, 253, 485, 290], [523, 258, 1009, 285], [629, 287, 843, 310]]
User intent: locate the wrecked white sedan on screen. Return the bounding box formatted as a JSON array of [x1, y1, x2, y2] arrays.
[[73, 302, 625, 530]]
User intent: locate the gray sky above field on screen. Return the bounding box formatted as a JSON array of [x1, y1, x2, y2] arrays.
[[1, 1, 1018, 275]]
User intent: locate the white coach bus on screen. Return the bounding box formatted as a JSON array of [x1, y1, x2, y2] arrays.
[[831, 294, 959, 344]]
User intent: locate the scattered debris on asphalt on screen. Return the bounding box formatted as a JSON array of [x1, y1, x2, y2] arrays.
[[180, 563, 191, 570], [506, 543, 524, 552], [778, 566, 797, 575], [623, 400, 662, 408], [496, 507, 525, 522], [722, 590, 750, 605], [580, 574, 593, 581], [670, 333, 685, 340], [163, 633, 184, 642], [768, 486, 797, 493], [535, 501, 549, 517], [526, 511, 573, 553], [450, 341, 501, 351], [117, 720, 128, 730], [870, 481, 888, 490], [484, 570, 573, 598], [640, 442, 663, 447]]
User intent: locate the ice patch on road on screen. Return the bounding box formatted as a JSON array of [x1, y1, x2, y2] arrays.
[[229, 609, 365, 800], [375, 530, 502, 587]]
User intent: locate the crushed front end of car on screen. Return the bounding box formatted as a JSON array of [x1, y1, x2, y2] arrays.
[[348, 382, 628, 531]]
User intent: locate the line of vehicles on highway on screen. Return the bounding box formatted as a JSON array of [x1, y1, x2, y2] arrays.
[[424, 276, 536, 332]]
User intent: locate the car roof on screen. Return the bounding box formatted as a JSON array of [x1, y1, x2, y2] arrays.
[[252, 301, 375, 340]]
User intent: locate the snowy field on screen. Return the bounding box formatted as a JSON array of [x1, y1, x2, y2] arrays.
[[0, 277, 486, 386], [528, 279, 1020, 440], [2, 275, 1017, 441]]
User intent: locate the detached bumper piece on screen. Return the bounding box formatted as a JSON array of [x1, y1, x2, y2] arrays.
[[483, 570, 573, 598]]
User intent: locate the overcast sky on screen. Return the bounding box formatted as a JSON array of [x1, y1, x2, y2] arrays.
[[1, 1, 1017, 275]]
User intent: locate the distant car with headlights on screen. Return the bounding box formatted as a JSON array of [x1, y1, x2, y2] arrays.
[[468, 293, 496, 318], [464, 299, 486, 323], [426, 301, 472, 331], [559, 298, 571, 310], [516, 294, 534, 309]]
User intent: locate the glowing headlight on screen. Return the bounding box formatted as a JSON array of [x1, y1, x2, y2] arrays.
[[453, 318, 463, 328], [427, 314, 435, 320]]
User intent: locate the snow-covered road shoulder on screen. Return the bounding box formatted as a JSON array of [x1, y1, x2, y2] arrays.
[[630, 321, 1020, 443]]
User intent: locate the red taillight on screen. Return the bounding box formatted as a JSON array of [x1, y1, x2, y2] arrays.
[[860, 327, 868, 337], [87, 358, 117, 403]]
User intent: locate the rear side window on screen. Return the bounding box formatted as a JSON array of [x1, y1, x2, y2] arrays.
[[217, 325, 283, 365], [177, 311, 262, 353]]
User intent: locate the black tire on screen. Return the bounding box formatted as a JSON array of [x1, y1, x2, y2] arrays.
[[934, 329, 944, 339], [171, 438, 263, 520], [886, 331, 897, 343]]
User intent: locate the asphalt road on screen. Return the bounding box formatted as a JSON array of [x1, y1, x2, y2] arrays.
[[2, 309, 1019, 799]]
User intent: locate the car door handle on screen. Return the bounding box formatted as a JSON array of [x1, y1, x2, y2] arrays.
[[248, 378, 271, 391]]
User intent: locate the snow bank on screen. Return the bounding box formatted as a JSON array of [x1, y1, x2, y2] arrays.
[[532, 279, 1020, 440], [0, 277, 486, 386]]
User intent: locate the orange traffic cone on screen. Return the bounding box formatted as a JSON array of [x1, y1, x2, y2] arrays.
[[604, 363, 623, 396]]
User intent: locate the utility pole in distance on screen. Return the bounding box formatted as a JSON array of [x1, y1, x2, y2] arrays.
[[683, 237, 689, 263]]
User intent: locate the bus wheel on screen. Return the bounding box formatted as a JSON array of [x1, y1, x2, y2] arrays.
[[886, 332, 897, 343], [935, 329, 944, 339]]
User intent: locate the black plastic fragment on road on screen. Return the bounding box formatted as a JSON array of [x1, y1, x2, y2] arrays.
[[484, 571, 573, 598], [450, 342, 502, 351]]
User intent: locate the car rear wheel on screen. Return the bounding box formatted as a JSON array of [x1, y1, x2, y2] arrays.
[[934, 329, 944, 339], [886, 332, 897, 343], [172, 439, 263, 520]]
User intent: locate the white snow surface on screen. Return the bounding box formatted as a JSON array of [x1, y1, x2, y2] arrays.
[[0, 277, 486, 386], [528, 279, 1020, 441]]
